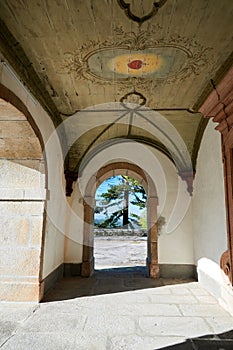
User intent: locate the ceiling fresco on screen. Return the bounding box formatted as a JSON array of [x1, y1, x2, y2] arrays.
[[0, 0, 233, 175], [62, 26, 212, 88]]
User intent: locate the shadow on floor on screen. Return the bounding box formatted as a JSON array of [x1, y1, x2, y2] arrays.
[[43, 266, 195, 302], [159, 329, 233, 349]]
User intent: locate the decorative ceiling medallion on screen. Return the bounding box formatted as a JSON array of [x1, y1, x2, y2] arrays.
[[62, 26, 213, 88], [127, 60, 143, 69], [88, 48, 182, 81], [120, 91, 146, 106], [117, 0, 168, 23]]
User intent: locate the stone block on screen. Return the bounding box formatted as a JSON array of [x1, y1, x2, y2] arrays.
[[0, 137, 41, 159], [84, 315, 135, 336], [20, 313, 86, 333], [0, 321, 18, 347], [150, 294, 198, 304], [0, 217, 29, 246], [0, 282, 40, 302], [17, 218, 30, 245], [75, 333, 107, 349], [139, 316, 211, 337], [0, 333, 77, 350], [115, 303, 181, 316], [30, 217, 43, 247], [0, 201, 44, 216], [110, 334, 186, 350], [0, 247, 40, 276], [179, 304, 231, 317]]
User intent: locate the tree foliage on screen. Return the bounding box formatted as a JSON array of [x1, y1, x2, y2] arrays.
[[95, 176, 146, 228]]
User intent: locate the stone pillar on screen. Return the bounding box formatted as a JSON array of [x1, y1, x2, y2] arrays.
[[199, 65, 233, 285], [81, 196, 95, 277], [147, 195, 159, 278]]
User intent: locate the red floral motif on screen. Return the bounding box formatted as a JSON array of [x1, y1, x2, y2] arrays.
[[127, 60, 143, 70]]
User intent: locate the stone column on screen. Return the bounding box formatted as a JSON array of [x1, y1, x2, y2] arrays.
[[81, 196, 95, 277], [147, 195, 159, 278]]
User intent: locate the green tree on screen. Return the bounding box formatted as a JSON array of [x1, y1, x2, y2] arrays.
[[139, 210, 147, 229], [95, 176, 146, 228]]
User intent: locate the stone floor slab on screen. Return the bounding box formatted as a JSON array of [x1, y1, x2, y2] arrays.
[[179, 304, 231, 317], [0, 333, 77, 350], [19, 312, 86, 333], [84, 315, 135, 336], [1, 268, 233, 350], [110, 334, 186, 350], [139, 316, 212, 338]]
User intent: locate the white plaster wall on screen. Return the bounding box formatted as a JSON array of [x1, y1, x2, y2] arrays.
[[193, 120, 227, 265], [0, 61, 68, 279], [64, 185, 84, 263], [67, 140, 194, 265], [152, 149, 193, 264]]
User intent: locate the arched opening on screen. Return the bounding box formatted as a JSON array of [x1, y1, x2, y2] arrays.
[[81, 162, 159, 278], [94, 175, 148, 269], [0, 85, 47, 302]]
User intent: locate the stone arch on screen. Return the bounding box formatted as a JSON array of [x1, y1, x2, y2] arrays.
[[81, 162, 159, 278], [0, 83, 47, 302]]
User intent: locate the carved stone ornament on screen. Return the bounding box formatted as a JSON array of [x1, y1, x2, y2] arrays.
[[179, 171, 195, 196], [120, 91, 146, 106], [61, 26, 213, 89], [117, 0, 168, 23], [65, 171, 78, 197], [220, 250, 232, 284]]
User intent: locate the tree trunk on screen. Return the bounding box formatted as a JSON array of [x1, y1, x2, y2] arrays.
[[123, 179, 129, 227]]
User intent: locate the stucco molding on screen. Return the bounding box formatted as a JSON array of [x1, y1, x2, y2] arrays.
[[117, 0, 167, 24]]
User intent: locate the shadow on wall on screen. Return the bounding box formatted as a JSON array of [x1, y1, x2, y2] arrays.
[[158, 329, 233, 349]]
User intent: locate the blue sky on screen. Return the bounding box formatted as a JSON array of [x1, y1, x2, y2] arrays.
[[95, 176, 146, 224]]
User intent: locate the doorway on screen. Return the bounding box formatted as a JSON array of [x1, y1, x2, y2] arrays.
[[81, 162, 159, 278], [94, 175, 147, 269]]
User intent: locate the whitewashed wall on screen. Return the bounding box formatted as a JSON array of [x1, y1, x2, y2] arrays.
[[67, 142, 194, 265], [193, 120, 227, 265]]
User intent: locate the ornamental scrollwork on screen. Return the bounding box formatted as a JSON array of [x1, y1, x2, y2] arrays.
[[60, 26, 213, 89]]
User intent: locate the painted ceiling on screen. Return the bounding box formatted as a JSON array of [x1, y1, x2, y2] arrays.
[[0, 0, 233, 172]]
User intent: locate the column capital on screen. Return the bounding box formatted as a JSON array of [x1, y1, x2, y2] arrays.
[[64, 171, 78, 197], [179, 171, 195, 196]]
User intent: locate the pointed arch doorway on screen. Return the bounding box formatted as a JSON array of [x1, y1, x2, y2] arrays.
[[81, 162, 159, 278]]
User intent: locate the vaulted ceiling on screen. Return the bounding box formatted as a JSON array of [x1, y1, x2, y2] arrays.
[[0, 0, 233, 173]]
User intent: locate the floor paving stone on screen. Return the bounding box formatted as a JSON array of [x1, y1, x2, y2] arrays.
[[0, 266, 233, 349], [179, 304, 231, 317], [138, 316, 212, 338], [0, 333, 77, 350], [110, 335, 186, 350]]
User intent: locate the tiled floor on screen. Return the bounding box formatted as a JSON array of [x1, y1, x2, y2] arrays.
[[0, 267, 233, 349]]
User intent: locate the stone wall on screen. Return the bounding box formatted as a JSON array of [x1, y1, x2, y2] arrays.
[[94, 228, 148, 237]]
